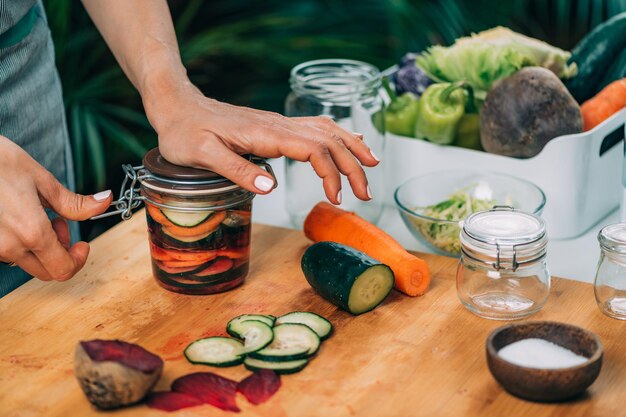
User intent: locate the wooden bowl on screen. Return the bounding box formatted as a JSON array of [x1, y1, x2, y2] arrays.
[[486, 321, 603, 402]]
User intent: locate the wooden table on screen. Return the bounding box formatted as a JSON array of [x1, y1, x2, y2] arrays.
[[1, 214, 625, 417]]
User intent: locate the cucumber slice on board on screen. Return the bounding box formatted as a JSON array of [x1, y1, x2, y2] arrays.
[[184, 337, 244, 367], [249, 323, 320, 362], [301, 242, 395, 315], [275, 312, 333, 340], [226, 320, 274, 354], [161, 209, 213, 228], [244, 357, 309, 375], [227, 314, 275, 330]]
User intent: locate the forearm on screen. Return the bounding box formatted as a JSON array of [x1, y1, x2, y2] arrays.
[[80, 0, 191, 117]]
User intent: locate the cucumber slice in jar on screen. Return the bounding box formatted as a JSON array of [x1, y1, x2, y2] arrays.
[[276, 312, 333, 340], [226, 320, 274, 354], [244, 357, 309, 375], [161, 209, 213, 227], [184, 337, 244, 367], [249, 323, 320, 362], [227, 314, 275, 329]]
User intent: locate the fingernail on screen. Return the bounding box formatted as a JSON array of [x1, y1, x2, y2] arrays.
[[366, 186, 373, 200], [93, 190, 112, 202], [254, 176, 274, 192], [370, 149, 380, 162], [352, 132, 364, 140], [336, 190, 342, 205]]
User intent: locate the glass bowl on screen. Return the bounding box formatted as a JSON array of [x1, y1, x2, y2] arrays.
[[394, 171, 546, 257]]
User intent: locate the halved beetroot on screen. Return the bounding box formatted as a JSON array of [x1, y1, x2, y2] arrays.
[[193, 257, 233, 278], [74, 340, 163, 409], [146, 391, 204, 412], [172, 372, 240, 412], [237, 370, 281, 405]]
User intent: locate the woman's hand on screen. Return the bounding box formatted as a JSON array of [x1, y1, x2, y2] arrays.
[[143, 79, 380, 205], [0, 136, 113, 281]]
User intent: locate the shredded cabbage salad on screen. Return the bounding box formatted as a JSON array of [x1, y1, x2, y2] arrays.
[[410, 186, 511, 255]]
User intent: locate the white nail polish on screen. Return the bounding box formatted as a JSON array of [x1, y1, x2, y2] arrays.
[[352, 131, 364, 138], [254, 176, 274, 192], [370, 149, 380, 162], [366, 186, 373, 200], [93, 190, 112, 202], [336, 190, 342, 205]]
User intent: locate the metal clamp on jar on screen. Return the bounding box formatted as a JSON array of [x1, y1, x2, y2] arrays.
[[93, 148, 277, 295], [456, 207, 550, 320]]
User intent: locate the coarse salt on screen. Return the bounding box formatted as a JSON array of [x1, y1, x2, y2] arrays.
[[498, 338, 588, 369]]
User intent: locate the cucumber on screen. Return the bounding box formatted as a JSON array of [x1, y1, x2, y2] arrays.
[[161, 226, 217, 244], [301, 242, 395, 315], [565, 12, 626, 103], [244, 357, 309, 375], [276, 312, 333, 340], [597, 48, 626, 92], [161, 209, 214, 227], [226, 320, 274, 354], [249, 323, 320, 362], [184, 337, 244, 367], [227, 314, 275, 330]]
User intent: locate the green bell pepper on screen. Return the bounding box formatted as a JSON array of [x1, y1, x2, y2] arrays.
[[455, 113, 482, 150], [415, 82, 472, 145], [382, 78, 420, 137]]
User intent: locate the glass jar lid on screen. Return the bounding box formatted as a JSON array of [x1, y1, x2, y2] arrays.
[[461, 207, 547, 271], [140, 148, 241, 195], [598, 223, 626, 254]]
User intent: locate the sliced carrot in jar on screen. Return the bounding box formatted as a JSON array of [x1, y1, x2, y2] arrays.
[[149, 242, 217, 263], [146, 204, 175, 227], [216, 248, 249, 259]]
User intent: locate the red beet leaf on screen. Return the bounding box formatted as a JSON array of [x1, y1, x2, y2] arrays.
[[237, 370, 281, 405], [146, 391, 204, 412], [172, 372, 240, 412], [80, 339, 163, 374]]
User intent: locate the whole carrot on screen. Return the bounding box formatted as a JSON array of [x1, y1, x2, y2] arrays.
[[581, 78, 626, 131], [303, 202, 431, 296]]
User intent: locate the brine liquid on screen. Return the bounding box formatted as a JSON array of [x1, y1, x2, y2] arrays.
[[146, 201, 251, 295]]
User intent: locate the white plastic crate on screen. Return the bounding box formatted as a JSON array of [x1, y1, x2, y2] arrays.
[[383, 108, 626, 239]]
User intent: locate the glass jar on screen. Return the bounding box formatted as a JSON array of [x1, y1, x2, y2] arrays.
[[284, 59, 385, 227], [594, 223, 626, 319], [456, 208, 550, 320], [96, 148, 275, 295]]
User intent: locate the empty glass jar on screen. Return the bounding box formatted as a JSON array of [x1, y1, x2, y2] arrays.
[[457, 207, 550, 320], [594, 223, 626, 320], [284, 59, 385, 227]]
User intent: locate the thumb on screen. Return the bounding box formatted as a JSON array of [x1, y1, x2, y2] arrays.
[[198, 144, 275, 194], [36, 171, 113, 220]]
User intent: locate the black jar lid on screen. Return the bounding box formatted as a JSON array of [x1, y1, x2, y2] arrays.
[[140, 148, 240, 194]]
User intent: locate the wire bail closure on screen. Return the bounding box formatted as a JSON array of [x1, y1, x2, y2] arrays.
[[91, 165, 145, 220], [492, 243, 520, 272]]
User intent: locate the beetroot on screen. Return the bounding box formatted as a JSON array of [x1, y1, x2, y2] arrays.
[[237, 370, 281, 405], [172, 372, 240, 412], [74, 340, 163, 409], [146, 391, 204, 412]]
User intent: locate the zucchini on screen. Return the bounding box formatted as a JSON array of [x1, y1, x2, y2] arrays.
[[226, 320, 274, 354], [161, 209, 214, 228], [161, 226, 218, 244], [301, 242, 394, 315], [184, 337, 244, 367], [275, 312, 333, 340], [249, 323, 320, 362], [227, 314, 275, 330], [597, 48, 626, 92], [565, 12, 626, 103], [244, 357, 309, 375]]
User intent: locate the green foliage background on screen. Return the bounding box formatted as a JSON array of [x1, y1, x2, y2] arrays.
[[42, 0, 626, 237]]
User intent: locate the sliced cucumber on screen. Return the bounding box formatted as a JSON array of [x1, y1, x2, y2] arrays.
[[161, 209, 213, 228], [276, 312, 333, 341], [227, 314, 275, 330], [184, 337, 244, 367], [244, 357, 309, 375], [249, 323, 320, 362], [161, 226, 216, 243], [226, 320, 274, 354]]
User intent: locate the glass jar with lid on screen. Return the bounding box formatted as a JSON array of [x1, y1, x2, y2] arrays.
[[284, 59, 385, 227], [95, 148, 276, 295], [456, 207, 550, 320], [594, 223, 626, 319]]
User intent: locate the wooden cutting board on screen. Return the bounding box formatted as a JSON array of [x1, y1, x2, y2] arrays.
[[1, 213, 625, 417]]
